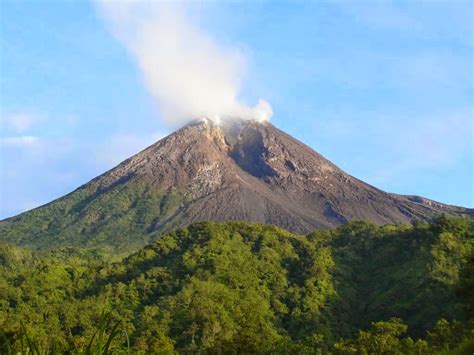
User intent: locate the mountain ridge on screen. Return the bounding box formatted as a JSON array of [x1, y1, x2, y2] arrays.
[[1, 118, 471, 251]]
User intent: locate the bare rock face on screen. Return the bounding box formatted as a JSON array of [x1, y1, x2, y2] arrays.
[[1, 118, 472, 250], [84, 118, 472, 232]]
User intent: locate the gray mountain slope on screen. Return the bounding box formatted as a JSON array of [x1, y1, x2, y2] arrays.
[[1, 119, 471, 251]]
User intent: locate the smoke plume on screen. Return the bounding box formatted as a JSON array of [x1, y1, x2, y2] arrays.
[[97, 1, 273, 125]]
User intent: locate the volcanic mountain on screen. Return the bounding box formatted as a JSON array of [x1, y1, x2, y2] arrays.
[[1, 119, 471, 252]]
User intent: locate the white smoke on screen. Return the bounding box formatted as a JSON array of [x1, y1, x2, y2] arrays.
[[97, 1, 272, 125]]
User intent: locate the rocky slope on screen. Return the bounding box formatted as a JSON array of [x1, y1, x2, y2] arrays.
[[0, 118, 471, 251]]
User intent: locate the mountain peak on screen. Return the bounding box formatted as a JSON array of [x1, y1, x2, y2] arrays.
[[1, 119, 471, 251]]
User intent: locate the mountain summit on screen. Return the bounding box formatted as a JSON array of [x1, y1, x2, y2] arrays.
[[1, 119, 471, 251]]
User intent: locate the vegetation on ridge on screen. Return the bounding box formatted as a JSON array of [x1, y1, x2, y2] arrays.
[[3, 120, 472, 256], [0, 216, 473, 353], [0, 180, 185, 254]]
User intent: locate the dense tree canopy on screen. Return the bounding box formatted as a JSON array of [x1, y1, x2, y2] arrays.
[[0, 216, 472, 353]]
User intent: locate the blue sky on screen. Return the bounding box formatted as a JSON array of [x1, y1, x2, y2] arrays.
[[1, 0, 473, 219]]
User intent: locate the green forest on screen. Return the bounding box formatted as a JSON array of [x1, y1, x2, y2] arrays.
[[0, 215, 473, 354]]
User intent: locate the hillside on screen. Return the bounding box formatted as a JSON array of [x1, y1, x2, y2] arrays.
[[1, 119, 471, 252], [1, 216, 473, 353]]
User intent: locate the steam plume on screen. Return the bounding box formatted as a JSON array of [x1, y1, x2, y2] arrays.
[[97, 1, 272, 125]]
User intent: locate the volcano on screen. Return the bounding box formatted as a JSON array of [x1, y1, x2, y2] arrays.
[[1, 119, 471, 252]]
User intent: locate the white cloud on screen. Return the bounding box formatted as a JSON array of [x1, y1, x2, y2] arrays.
[[96, 1, 272, 125], [0, 107, 171, 218], [0, 135, 40, 147], [1, 113, 38, 133]]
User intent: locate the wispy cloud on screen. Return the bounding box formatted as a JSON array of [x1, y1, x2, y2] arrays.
[[1, 112, 39, 133], [0, 135, 40, 147], [0, 118, 169, 218], [312, 107, 473, 183], [334, 0, 474, 46], [306, 50, 471, 94], [339, 0, 421, 32], [96, 0, 272, 124]]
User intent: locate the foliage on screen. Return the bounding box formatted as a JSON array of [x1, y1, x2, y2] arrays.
[[0, 216, 472, 353], [1, 311, 127, 354], [0, 180, 185, 254], [333, 318, 431, 354]]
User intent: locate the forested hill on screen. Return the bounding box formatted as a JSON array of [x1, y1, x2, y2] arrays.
[[1, 215, 473, 353], [2, 120, 471, 255]]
